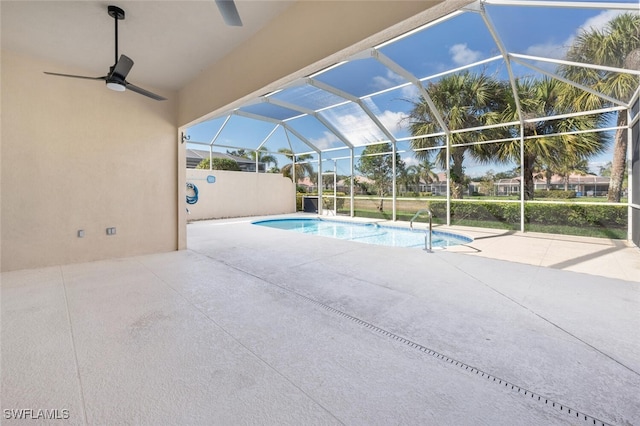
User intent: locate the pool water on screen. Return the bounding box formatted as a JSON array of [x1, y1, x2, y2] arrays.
[[252, 218, 472, 249]]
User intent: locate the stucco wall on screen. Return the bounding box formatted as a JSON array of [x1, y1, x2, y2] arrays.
[[185, 169, 295, 220], [1, 50, 179, 271]]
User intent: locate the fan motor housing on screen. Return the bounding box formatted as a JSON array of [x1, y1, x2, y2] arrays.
[[107, 5, 125, 20]]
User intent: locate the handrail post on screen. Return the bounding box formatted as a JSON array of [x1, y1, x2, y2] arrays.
[[410, 208, 433, 252]]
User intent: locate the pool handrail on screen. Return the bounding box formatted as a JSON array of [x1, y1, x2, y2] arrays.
[[410, 209, 433, 252]]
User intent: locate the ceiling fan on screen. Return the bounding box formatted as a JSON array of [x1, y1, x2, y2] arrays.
[[44, 5, 167, 101], [43, 2, 242, 101]]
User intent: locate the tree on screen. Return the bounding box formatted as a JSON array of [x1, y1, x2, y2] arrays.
[[405, 158, 440, 194], [495, 169, 518, 180], [489, 77, 608, 199], [560, 12, 640, 202], [401, 165, 419, 194], [357, 142, 405, 211], [414, 158, 440, 187], [196, 157, 240, 171], [478, 169, 496, 196], [553, 157, 590, 191], [250, 147, 278, 172], [278, 148, 314, 181], [408, 71, 504, 199], [599, 162, 612, 177], [226, 149, 250, 159]]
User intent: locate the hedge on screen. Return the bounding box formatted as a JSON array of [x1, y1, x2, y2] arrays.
[[447, 202, 626, 228], [345, 200, 627, 230], [533, 190, 576, 199]]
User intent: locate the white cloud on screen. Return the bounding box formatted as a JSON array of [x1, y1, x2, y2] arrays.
[[318, 107, 411, 146], [371, 69, 406, 91], [372, 75, 394, 90], [309, 131, 340, 150], [524, 10, 627, 70], [449, 43, 482, 66], [403, 156, 420, 167], [378, 110, 408, 133], [578, 10, 625, 35], [525, 42, 567, 61], [400, 84, 420, 99]]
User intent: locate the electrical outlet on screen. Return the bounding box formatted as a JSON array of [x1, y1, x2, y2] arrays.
[[106, 227, 116, 235]]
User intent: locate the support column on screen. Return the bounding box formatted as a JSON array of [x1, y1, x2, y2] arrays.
[[350, 147, 355, 217], [520, 126, 525, 233], [446, 135, 451, 226], [392, 141, 397, 221], [318, 153, 323, 215]]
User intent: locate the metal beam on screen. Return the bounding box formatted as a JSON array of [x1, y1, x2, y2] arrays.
[[374, 50, 450, 135], [209, 114, 232, 145], [482, 0, 638, 11], [308, 77, 398, 148], [511, 57, 630, 108], [266, 97, 355, 149], [233, 110, 320, 153]]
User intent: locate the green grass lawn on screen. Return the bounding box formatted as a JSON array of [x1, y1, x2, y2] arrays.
[[335, 207, 627, 240]]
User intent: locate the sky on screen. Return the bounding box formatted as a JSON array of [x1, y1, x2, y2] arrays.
[[187, 0, 638, 179]]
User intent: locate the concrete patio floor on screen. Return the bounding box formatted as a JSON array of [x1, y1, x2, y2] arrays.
[[2, 214, 639, 425]]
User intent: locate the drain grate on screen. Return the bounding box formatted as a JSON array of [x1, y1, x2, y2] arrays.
[[211, 258, 615, 426], [293, 290, 613, 426]]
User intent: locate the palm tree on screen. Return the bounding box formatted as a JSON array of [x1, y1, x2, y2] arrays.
[[415, 158, 440, 188], [226, 149, 250, 159], [408, 71, 504, 198], [560, 13, 640, 202], [250, 147, 278, 172], [406, 158, 440, 193], [403, 165, 421, 193], [398, 165, 415, 195], [278, 148, 314, 181], [552, 157, 591, 191], [490, 77, 608, 200]]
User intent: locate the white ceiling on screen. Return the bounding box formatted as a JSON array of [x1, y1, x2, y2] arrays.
[[1, 1, 294, 92]]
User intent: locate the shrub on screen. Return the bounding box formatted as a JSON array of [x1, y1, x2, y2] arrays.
[[442, 201, 626, 229], [196, 157, 240, 171], [533, 190, 576, 199], [322, 192, 347, 210]]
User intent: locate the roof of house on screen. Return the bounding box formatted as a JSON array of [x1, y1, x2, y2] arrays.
[[186, 149, 259, 168]]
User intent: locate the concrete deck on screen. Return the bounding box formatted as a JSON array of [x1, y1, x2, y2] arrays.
[[2, 214, 639, 425]]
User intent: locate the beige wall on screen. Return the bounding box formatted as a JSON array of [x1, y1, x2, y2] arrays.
[[1, 50, 178, 271], [178, 0, 459, 127], [185, 169, 295, 221]]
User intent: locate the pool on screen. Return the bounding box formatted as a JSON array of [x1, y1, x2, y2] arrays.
[[252, 218, 472, 249]]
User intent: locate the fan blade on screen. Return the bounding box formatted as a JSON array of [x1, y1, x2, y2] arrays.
[[44, 72, 106, 80], [215, 0, 242, 26], [111, 55, 134, 79], [125, 82, 167, 101]]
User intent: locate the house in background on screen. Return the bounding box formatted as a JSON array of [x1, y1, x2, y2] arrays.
[[186, 149, 265, 172], [491, 174, 611, 197]]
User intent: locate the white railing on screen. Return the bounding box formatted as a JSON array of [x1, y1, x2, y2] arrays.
[[410, 208, 433, 252]]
